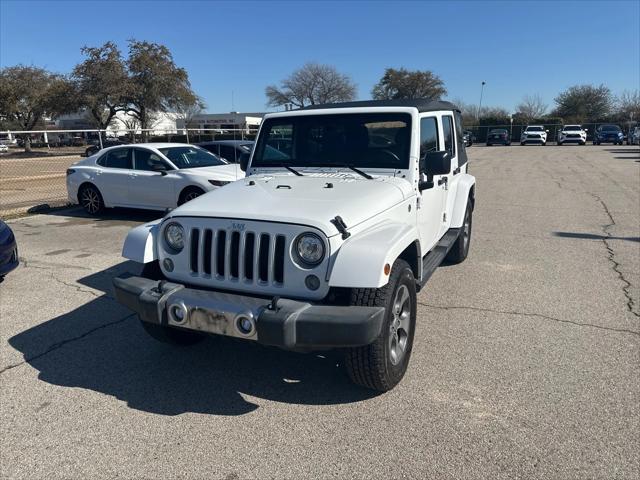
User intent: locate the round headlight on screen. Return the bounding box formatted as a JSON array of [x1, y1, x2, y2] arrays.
[[164, 222, 185, 251], [294, 233, 325, 267]]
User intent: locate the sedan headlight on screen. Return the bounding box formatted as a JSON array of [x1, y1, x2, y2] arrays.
[[164, 222, 185, 251], [208, 180, 230, 187], [293, 233, 325, 267]]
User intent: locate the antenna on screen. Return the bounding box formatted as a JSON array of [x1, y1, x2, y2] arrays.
[[231, 90, 235, 112]]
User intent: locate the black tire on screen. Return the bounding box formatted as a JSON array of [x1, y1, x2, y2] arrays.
[[520, 142, 525, 146], [486, 143, 491, 146], [344, 259, 417, 392], [558, 141, 563, 146], [178, 186, 205, 206], [138, 261, 205, 346], [78, 184, 105, 215], [446, 200, 472, 264]]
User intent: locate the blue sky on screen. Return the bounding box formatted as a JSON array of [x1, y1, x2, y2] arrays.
[[1, 0, 638, 114]]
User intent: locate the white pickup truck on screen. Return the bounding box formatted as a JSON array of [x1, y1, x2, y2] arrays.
[[113, 99, 476, 391]]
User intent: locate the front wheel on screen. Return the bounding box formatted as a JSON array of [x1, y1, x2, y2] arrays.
[[345, 259, 417, 392], [178, 187, 205, 206]]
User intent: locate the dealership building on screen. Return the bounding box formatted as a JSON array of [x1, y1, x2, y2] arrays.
[[176, 112, 265, 132]]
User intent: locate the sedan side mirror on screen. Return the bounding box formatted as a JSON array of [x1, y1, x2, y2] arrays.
[[151, 162, 168, 176], [239, 155, 249, 172]]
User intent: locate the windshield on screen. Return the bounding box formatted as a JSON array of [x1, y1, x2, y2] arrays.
[[601, 125, 621, 132], [159, 146, 227, 168], [526, 126, 544, 131], [490, 129, 507, 134], [252, 113, 412, 169], [564, 125, 582, 131]]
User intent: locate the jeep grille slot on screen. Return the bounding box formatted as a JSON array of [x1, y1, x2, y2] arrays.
[[202, 230, 212, 275], [230, 231, 240, 279], [274, 235, 285, 284], [190, 228, 200, 273], [244, 232, 255, 280], [215, 230, 227, 277], [258, 234, 270, 282]]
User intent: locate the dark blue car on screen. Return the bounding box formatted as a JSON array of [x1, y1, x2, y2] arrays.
[[0, 220, 19, 280], [593, 124, 624, 145]]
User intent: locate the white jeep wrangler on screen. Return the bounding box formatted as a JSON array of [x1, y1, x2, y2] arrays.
[[113, 99, 476, 391]]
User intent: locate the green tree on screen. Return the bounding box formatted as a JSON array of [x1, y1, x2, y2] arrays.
[[72, 41, 130, 129], [0, 65, 76, 151], [371, 68, 446, 101], [265, 62, 357, 108], [126, 40, 198, 139], [553, 84, 613, 122]]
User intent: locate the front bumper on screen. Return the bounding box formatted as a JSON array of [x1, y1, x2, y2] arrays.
[[113, 275, 385, 349]]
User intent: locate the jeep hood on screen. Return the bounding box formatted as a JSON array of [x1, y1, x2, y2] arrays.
[[168, 173, 413, 237]]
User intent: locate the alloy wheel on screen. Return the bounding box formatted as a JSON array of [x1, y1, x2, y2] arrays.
[[389, 284, 412, 365]]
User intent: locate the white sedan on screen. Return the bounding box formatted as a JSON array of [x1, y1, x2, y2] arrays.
[[66, 143, 244, 215]]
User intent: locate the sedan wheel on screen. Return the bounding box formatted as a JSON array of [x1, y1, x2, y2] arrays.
[[79, 185, 104, 215]]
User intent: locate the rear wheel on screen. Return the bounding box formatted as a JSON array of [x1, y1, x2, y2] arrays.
[[344, 259, 417, 392], [79, 184, 104, 215], [446, 200, 472, 264], [138, 261, 205, 346]]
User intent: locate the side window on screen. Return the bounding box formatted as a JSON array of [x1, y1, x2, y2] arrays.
[[454, 111, 468, 166], [419, 117, 439, 162], [442, 116, 455, 156], [103, 148, 131, 169], [264, 125, 293, 160], [134, 148, 168, 171]]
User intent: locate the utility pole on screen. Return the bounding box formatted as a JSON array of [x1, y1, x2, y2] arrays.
[[477, 81, 486, 122]]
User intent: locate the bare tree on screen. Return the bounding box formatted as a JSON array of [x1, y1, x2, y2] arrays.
[[172, 96, 205, 143], [515, 94, 548, 121], [617, 90, 640, 122], [0, 65, 77, 151], [265, 63, 357, 108], [371, 68, 446, 101]]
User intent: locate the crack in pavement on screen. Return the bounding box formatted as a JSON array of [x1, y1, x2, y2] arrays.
[[0, 313, 136, 375], [418, 302, 640, 337], [588, 193, 640, 318]]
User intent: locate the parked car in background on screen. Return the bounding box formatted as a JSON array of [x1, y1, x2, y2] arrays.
[[0, 144, 9, 153], [626, 126, 639, 145], [557, 125, 587, 145], [593, 124, 624, 145], [196, 140, 254, 163], [486, 128, 511, 146], [67, 143, 244, 215], [85, 139, 130, 157], [0, 220, 19, 281], [463, 130, 475, 147], [520, 125, 548, 145]]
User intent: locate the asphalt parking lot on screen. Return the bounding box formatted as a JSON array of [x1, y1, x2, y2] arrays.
[[1, 145, 638, 479]]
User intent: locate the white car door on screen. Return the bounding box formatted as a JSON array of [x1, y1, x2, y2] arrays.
[[94, 147, 133, 206], [438, 114, 457, 237], [128, 147, 177, 209], [416, 114, 449, 252]]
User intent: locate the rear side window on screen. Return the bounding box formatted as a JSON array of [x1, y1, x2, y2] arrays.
[[454, 111, 468, 166], [442, 116, 455, 156], [419, 117, 439, 159], [99, 148, 131, 169], [218, 145, 239, 163]]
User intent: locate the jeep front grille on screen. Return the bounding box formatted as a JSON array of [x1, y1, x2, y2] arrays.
[[189, 228, 286, 285]]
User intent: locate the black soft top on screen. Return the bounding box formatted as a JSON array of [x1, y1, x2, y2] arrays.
[[301, 99, 460, 113]]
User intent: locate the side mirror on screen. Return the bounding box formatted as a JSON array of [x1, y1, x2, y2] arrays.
[[239, 156, 249, 172], [151, 162, 168, 175], [421, 151, 451, 177]]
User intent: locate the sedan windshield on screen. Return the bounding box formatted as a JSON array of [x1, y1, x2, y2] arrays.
[[490, 129, 507, 134], [601, 125, 621, 132], [159, 146, 227, 168], [526, 126, 544, 131], [564, 125, 582, 131], [252, 113, 412, 169]]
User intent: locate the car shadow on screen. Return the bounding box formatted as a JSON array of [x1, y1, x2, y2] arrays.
[[553, 232, 640, 243], [42, 206, 163, 223], [8, 262, 377, 416]]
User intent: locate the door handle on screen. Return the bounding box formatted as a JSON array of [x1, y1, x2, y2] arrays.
[[438, 176, 448, 186]]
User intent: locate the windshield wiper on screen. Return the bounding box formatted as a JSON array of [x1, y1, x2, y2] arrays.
[[279, 164, 303, 176], [316, 163, 373, 180]]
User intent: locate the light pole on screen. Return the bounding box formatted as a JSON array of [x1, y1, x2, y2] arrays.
[[477, 81, 486, 122], [510, 114, 513, 141]]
